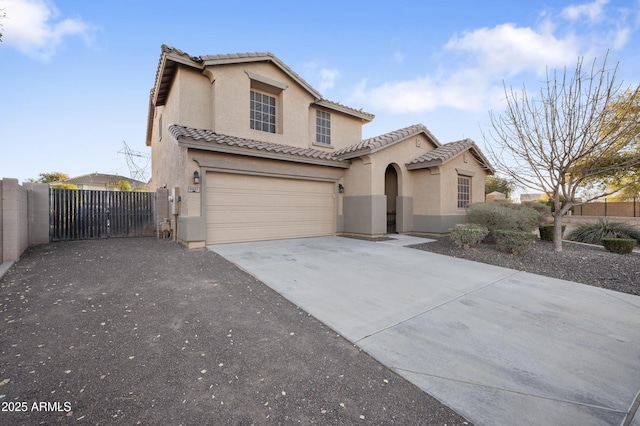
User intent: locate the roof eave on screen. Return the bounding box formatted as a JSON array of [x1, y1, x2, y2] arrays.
[[313, 100, 375, 122], [468, 147, 495, 174], [334, 147, 373, 161], [406, 160, 442, 170], [173, 136, 351, 169]]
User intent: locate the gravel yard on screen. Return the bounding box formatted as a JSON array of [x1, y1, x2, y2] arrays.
[[0, 238, 470, 425], [411, 237, 640, 296]]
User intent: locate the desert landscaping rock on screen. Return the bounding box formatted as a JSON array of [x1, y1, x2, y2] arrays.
[[412, 237, 640, 295], [0, 238, 470, 425]]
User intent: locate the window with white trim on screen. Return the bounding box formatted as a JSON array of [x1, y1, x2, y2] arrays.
[[458, 176, 471, 208], [250, 90, 276, 133], [315, 110, 331, 145]]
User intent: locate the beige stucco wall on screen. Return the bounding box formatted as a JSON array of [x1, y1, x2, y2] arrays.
[[148, 70, 192, 212], [413, 168, 442, 215], [307, 106, 363, 151], [1, 179, 29, 262], [201, 63, 307, 148], [412, 153, 487, 217], [159, 62, 365, 152], [441, 154, 487, 214]]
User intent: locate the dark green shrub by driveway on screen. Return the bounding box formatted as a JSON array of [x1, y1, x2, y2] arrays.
[[449, 223, 489, 249], [493, 230, 536, 255], [467, 202, 540, 234], [601, 238, 636, 255]]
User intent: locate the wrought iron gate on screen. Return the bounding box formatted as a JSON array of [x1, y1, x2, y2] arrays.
[[50, 188, 156, 241]]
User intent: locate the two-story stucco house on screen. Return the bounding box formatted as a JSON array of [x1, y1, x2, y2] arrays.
[[146, 45, 494, 248]]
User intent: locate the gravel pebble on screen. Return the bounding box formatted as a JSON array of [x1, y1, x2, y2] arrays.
[[411, 237, 640, 295]]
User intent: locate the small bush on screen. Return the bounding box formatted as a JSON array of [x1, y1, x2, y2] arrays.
[[601, 238, 636, 255], [539, 224, 566, 241], [449, 224, 488, 249], [521, 202, 552, 227], [467, 203, 540, 234], [493, 230, 536, 255], [565, 219, 640, 245]]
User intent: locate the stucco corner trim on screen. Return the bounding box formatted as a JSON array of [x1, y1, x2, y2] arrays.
[[202, 68, 215, 84]]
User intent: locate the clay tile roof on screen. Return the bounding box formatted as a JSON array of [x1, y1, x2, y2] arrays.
[[168, 124, 348, 166], [334, 124, 440, 159], [201, 51, 273, 61], [407, 139, 494, 172]]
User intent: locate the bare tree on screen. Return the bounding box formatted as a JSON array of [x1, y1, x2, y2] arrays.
[[484, 54, 640, 251]]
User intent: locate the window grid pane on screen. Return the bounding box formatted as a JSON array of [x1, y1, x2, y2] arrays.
[[315, 110, 331, 145], [250, 90, 276, 133], [458, 177, 471, 208]]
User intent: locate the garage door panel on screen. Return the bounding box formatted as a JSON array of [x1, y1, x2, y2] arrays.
[[206, 172, 335, 244]]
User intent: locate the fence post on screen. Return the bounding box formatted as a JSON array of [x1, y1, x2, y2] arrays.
[[604, 198, 607, 217]]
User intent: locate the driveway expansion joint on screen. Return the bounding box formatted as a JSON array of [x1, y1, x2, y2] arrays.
[[354, 270, 522, 344], [393, 366, 628, 415]]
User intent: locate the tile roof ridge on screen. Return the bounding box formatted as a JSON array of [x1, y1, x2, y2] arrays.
[[200, 51, 275, 61]]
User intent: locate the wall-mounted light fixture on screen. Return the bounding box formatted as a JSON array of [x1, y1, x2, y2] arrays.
[[338, 183, 344, 193], [193, 171, 200, 184]]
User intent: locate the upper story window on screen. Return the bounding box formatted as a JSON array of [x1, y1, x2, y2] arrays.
[[457, 176, 471, 208], [250, 90, 276, 133], [315, 110, 331, 145]]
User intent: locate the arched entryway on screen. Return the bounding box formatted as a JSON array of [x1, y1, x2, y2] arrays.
[[385, 164, 398, 233]]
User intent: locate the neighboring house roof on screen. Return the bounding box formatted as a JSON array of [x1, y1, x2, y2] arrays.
[[59, 173, 148, 188], [147, 45, 374, 145], [334, 124, 441, 160], [169, 124, 350, 169], [406, 139, 495, 173]]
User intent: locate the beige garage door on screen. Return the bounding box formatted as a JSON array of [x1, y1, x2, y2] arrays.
[[206, 172, 336, 244]]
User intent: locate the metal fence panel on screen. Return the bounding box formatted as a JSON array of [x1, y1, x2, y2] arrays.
[[50, 188, 156, 241]]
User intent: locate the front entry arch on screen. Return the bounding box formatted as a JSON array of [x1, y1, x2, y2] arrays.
[[385, 164, 399, 233]]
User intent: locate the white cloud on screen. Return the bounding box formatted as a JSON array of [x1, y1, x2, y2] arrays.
[[354, 68, 493, 114], [562, 0, 609, 22], [318, 68, 340, 93], [2, 0, 94, 61], [349, 0, 632, 116], [445, 23, 579, 76]]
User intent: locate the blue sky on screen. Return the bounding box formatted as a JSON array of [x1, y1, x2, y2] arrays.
[[1, 0, 639, 184]]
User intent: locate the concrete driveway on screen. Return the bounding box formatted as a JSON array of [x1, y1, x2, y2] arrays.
[[210, 235, 640, 426]]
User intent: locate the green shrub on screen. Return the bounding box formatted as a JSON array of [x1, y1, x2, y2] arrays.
[[449, 224, 488, 249], [565, 219, 640, 245], [521, 202, 552, 227], [467, 203, 540, 233], [493, 230, 536, 255], [601, 238, 636, 254], [539, 224, 566, 241]]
